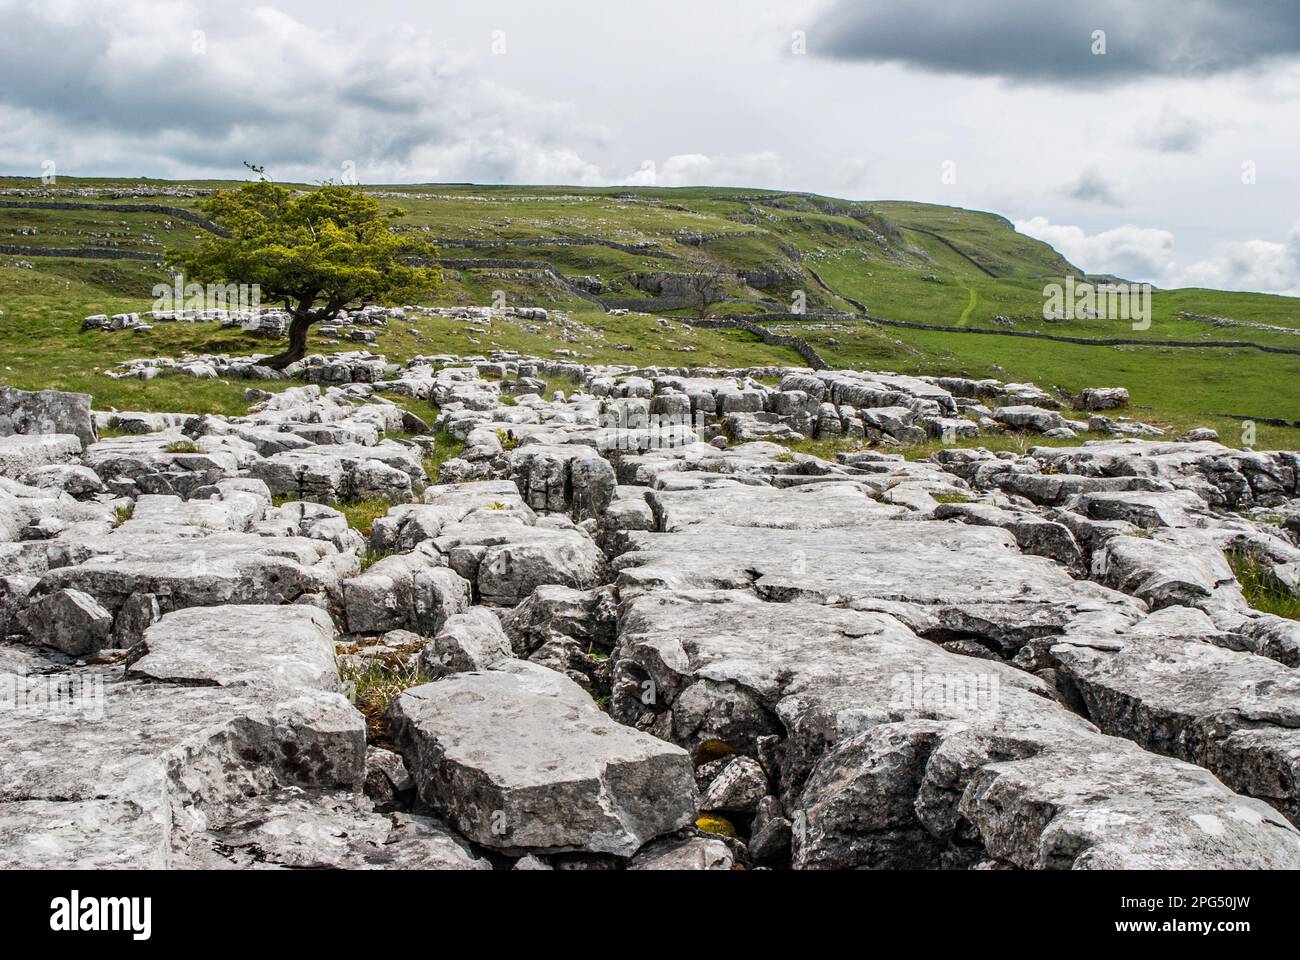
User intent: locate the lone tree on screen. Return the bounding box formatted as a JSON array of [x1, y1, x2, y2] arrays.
[[682, 263, 729, 319], [167, 179, 439, 369]]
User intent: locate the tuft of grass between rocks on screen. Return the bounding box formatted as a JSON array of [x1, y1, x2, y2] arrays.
[[338, 499, 393, 539], [1227, 550, 1300, 621], [422, 430, 466, 483], [931, 492, 976, 505], [337, 656, 423, 743]]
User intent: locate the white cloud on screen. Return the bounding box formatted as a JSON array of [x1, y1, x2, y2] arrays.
[[1017, 217, 1175, 281], [1176, 230, 1300, 296], [619, 152, 786, 188], [0, 0, 614, 185], [1018, 216, 1300, 295]]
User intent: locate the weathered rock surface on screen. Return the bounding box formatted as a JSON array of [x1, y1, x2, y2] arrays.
[[613, 591, 1300, 869], [0, 434, 82, 480], [0, 387, 96, 447], [1048, 607, 1300, 825], [0, 677, 365, 867], [389, 661, 697, 855], [418, 606, 513, 677], [342, 548, 471, 635], [4, 357, 1299, 871], [127, 605, 340, 693]]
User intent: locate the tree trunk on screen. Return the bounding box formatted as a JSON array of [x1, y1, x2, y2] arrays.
[[258, 312, 315, 370]]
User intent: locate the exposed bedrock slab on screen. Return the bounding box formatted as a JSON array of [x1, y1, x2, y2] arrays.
[[612, 590, 1052, 786], [418, 606, 513, 677], [1072, 488, 1217, 531], [120, 491, 266, 535], [0, 386, 96, 447], [988, 472, 1173, 506], [991, 405, 1067, 433], [84, 433, 247, 498], [371, 480, 533, 553], [0, 676, 365, 867], [932, 501, 1083, 569], [508, 444, 616, 521], [192, 789, 488, 870], [614, 521, 1142, 656], [127, 605, 339, 693], [21, 587, 113, 656], [798, 718, 1300, 870], [342, 546, 471, 635], [610, 590, 1300, 869], [0, 434, 82, 480], [388, 660, 697, 856], [29, 530, 350, 630], [433, 515, 607, 606], [1047, 607, 1300, 825], [1031, 440, 1299, 508], [248, 442, 426, 504], [500, 584, 619, 657], [1091, 531, 1241, 613], [645, 481, 905, 531]]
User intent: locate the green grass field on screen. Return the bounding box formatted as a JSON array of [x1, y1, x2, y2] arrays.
[[1, 175, 1297, 447]]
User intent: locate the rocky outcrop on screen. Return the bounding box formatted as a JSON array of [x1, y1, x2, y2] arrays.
[[388, 661, 697, 856], [4, 353, 1300, 871]]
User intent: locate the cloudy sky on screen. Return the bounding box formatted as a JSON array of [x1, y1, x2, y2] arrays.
[[2, 0, 1298, 294]]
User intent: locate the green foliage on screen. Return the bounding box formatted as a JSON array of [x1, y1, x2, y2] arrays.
[[537, 374, 585, 400], [4, 177, 1300, 450], [695, 814, 738, 838], [338, 499, 393, 538], [359, 550, 395, 574], [337, 645, 426, 740], [422, 431, 466, 483], [166, 181, 440, 320], [1227, 551, 1300, 621], [162, 440, 203, 454], [931, 492, 977, 504]]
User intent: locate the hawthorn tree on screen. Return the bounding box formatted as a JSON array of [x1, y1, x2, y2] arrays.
[[682, 262, 729, 319], [167, 179, 439, 369]]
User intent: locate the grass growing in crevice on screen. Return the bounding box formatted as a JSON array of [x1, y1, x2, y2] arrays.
[[422, 430, 466, 483], [1227, 550, 1300, 621], [932, 492, 977, 504], [377, 392, 438, 423], [539, 374, 585, 399], [338, 499, 393, 539], [337, 650, 425, 743], [112, 505, 133, 528], [162, 440, 203, 454], [358, 549, 395, 574], [95, 425, 135, 439], [771, 428, 1112, 465]]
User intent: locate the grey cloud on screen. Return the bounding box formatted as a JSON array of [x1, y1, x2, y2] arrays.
[[1140, 106, 1211, 154], [0, 1, 612, 184], [812, 0, 1300, 83], [0, 14, 279, 136], [1067, 167, 1123, 207]]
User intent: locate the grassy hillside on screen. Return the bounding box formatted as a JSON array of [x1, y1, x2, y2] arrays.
[[1, 176, 1297, 448]]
